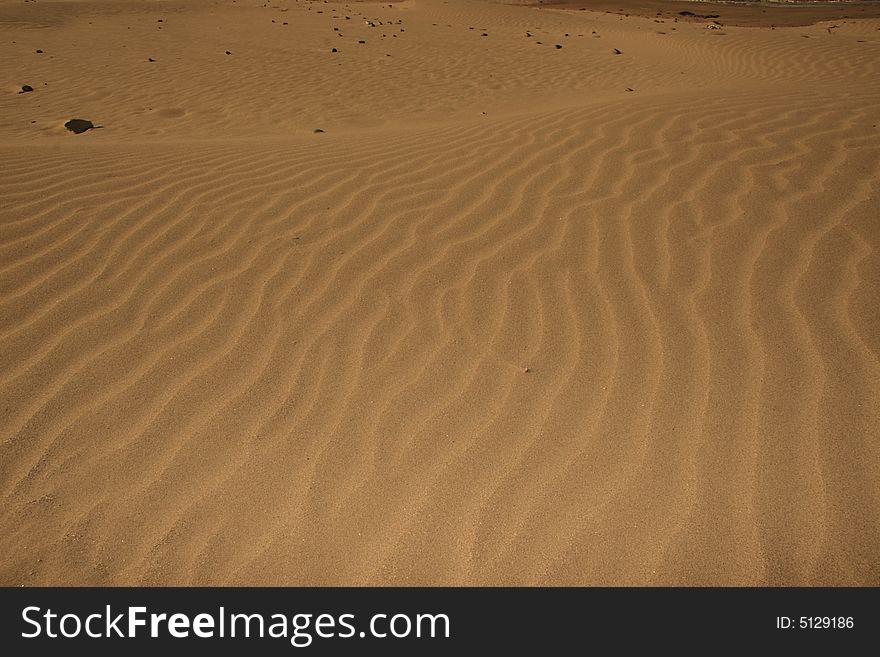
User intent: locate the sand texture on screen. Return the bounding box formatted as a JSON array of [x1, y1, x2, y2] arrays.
[[1, 0, 879, 585]]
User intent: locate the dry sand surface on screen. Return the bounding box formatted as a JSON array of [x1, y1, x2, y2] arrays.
[[1, 0, 879, 586]]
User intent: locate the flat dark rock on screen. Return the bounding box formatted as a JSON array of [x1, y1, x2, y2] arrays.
[[20, 85, 34, 93], [64, 119, 95, 134]]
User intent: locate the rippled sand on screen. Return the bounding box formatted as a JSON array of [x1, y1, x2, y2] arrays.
[[1, 0, 879, 585]]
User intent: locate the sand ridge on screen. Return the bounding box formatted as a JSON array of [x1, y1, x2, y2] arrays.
[[1, 0, 879, 585], [536, 0, 880, 28]]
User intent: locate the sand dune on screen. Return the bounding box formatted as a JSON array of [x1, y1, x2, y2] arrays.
[[1, 0, 879, 585]]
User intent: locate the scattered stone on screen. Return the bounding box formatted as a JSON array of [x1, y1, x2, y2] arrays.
[[358, 40, 366, 44], [555, 44, 562, 49], [35, 49, 43, 53], [331, 48, 338, 52], [148, 57, 156, 62], [313, 128, 325, 133], [64, 119, 95, 134], [613, 48, 622, 54]]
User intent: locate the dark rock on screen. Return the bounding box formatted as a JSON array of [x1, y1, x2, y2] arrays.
[[613, 48, 622, 54], [19, 85, 34, 93], [555, 44, 562, 49], [64, 119, 95, 134]]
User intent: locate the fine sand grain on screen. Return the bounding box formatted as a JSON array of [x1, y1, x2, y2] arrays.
[[1, 0, 879, 585]]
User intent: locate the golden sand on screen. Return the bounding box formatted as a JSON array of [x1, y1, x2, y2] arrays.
[[1, 0, 879, 585]]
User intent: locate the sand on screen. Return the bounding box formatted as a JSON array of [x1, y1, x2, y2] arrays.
[[1, 0, 878, 586]]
